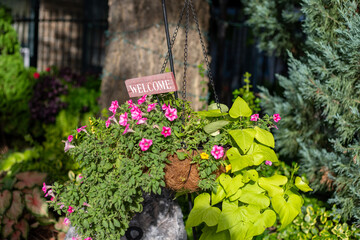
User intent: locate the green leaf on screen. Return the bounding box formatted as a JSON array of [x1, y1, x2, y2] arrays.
[[250, 143, 278, 165], [228, 129, 255, 153], [24, 188, 48, 217], [243, 169, 258, 182], [258, 175, 288, 197], [247, 210, 276, 237], [229, 97, 252, 118], [271, 190, 303, 230], [295, 177, 313, 192], [113, 219, 120, 228], [197, 109, 228, 118], [204, 120, 229, 134], [224, 174, 244, 197], [238, 183, 270, 209], [200, 225, 230, 240], [83, 219, 89, 228], [208, 103, 229, 113], [176, 151, 187, 160], [211, 183, 226, 206], [216, 200, 240, 232], [227, 147, 253, 172], [102, 220, 108, 228], [186, 193, 221, 228], [254, 127, 275, 148]]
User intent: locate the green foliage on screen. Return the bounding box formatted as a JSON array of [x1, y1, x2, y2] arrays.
[[0, 5, 35, 141], [0, 171, 68, 239], [258, 199, 360, 240], [185, 98, 310, 239], [242, 0, 304, 57], [232, 72, 261, 113], [258, 0, 360, 223]]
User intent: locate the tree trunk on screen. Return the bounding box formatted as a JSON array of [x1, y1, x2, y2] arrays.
[[100, 0, 210, 111]]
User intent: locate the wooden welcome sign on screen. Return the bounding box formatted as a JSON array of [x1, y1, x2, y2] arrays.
[[125, 72, 178, 97]]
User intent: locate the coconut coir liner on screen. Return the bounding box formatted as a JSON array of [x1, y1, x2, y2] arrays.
[[164, 151, 226, 192]]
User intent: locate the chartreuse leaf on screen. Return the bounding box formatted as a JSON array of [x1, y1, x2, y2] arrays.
[[197, 109, 228, 118], [228, 129, 255, 153], [295, 176, 313, 192], [242, 169, 258, 182], [238, 182, 270, 209], [216, 200, 240, 232], [254, 126, 275, 148], [271, 190, 303, 230], [224, 175, 244, 197], [186, 193, 221, 228], [229, 97, 252, 118], [247, 209, 276, 237], [250, 143, 279, 165], [208, 103, 229, 113], [211, 182, 227, 206], [204, 120, 229, 134], [258, 174, 288, 197], [227, 147, 253, 172], [199, 225, 230, 240]]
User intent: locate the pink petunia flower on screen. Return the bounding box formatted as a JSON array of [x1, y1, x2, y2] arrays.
[[84, 238, 92, 240], [265, 160, 272, 166], [119, 112, 128, 126], [165, 107, 178, 121], [78, 174, 83, 179], [51, 197, 55, 201], [138, 95, 147, 105], [136, 118, 147, 125], [147, 103, 157, 112], [161, 126, 171, 137], [139, 138, 153, 151], [162, 103, 170, 110], [67, 206, 74, 214], [63, 217, 70, 226], [83, 202, 90, 207], [123, 124, 130, 135], [76, 126, 87, 133], [59, 204, 65, 209], [109, 100, 119, 114], [105, 119, 111, 128], [42, 182, 48, 194], [211, 145, 224, 160], [127, 99, 134, 109], [131, 108, 143, 120], [63, 140, 75, 152], [273, 114, 281, 122], [68, 135, 73, 142], [250, 114, 259, 121], [45, 189, 53, 198]]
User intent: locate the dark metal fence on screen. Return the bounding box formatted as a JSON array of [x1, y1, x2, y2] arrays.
[[10, 0, 108, 73]]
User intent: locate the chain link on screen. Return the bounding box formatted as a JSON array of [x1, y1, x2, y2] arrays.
[[160, 2, 186, 74], [189, 0, 221, 111], [183, 0, 189, 100]]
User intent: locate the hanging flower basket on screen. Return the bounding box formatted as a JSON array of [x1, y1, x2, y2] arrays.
[[45, 94, 312, 239]]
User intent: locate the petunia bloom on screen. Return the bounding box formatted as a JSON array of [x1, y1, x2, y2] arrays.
[[109, 100, 119, 114], [250, 114, 259, 121], [138, 95, 147, 105], [211, 145, 224, 160], [273, 114, 281, 122], [136, 118, 147, 125], [162, 103, 170, 110], [127, 99, 134, 109], [161, 126, 171, 137], [147, 103, 157, 112], [76, 126, 87, 133], [84, 238, 92, 240], [265, 160, 272, 166], [139, 138, 153, 151], [165, 107, 178, 121], [119, 112, 128, 126], [63, 140, 75, 152], [68, 135, 73, 142], [63, 217, 70, 226], [67, 206, 74, 214], [50, 197, 55, 201], [105, 119, 111, 128]]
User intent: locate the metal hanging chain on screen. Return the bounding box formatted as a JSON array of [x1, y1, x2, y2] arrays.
[[189, 0, 221, 111], [182, 0, 189, 100], [160, 2, 186, 74]]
